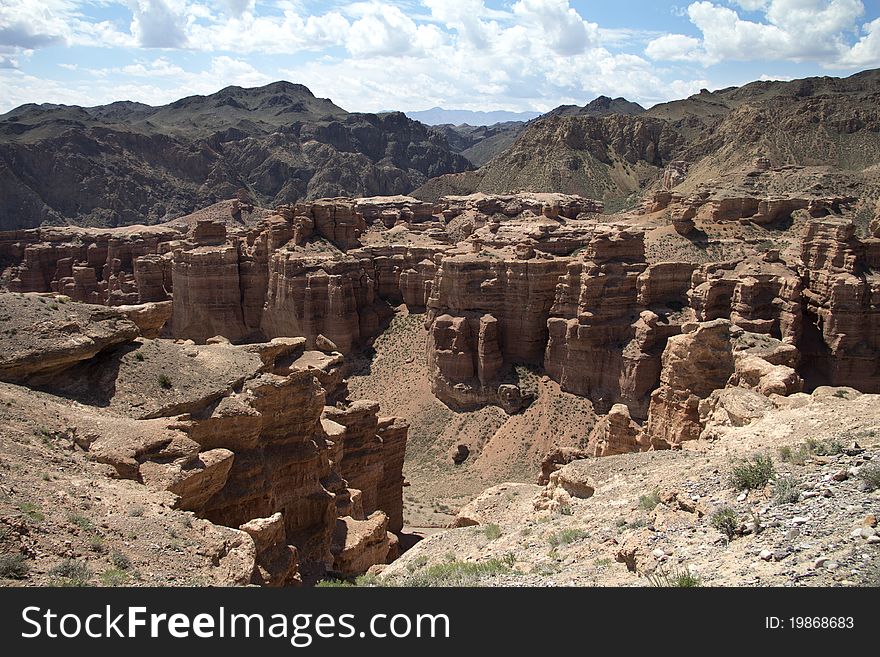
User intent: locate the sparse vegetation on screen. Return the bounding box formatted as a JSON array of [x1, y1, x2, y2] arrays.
[[19, 502, 44, 522], [483, 524, 502, 540], [101, 568, 129, 586], [773, 477, 801, 504], [778, 444, 809, 465], [0, 553, 29, 580], [647, 565, 702, 588], [638, 491, 661, 511], [89, 536, 108, 554], [111, 550, 132, 570], [729, 454, 775, 490], [807, 438, 844, 456], [711, 507, 738, 540], [67, 513, 94, 531], [128, 505, 145, 518], [158, 374, 173, 389], [547, 528, 589, 547], [49, 559, 91, 586], [402, 557, 515, 587], [135, 352, 145, 362]]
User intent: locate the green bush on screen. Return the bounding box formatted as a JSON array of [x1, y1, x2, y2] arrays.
[[483, 524, 502, 540], [404, 558, 514, 587], [711, 507, 738, 540], [547, 528, 589, 547], [0, 553, 29, 580], [49, 559, 90, 586], [111, 551, 131, 570], [859, 464, 880, 492], [638, 491, 661, 511], [773, 477, 801, 504], [647, 565, 701, 588], [729, 455, 775, 490], [158, 374, 173, 389]]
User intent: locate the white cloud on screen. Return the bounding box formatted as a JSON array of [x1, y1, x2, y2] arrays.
[[647, 0, 876, 68], [645, 33, 707, 62], [128, 0, 189, 48], [511, 0, 598, 55], [346, 2, 444, 57], [839, 16, 880, 66]]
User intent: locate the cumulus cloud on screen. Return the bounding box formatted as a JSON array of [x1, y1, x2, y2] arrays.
[[128, 0, 189, 48], [644, 33, 706, 62], [346, 2, 444, 57], [511, 0, 598, 56], [646, 0, 877, 67]]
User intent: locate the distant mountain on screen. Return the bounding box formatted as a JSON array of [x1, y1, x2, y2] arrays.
[[545, 96, 646, 119], [413, 70, 880, 210], [404, 107, 541, 126], [0, 81, 473, 229], [430, 121, 527, 167]]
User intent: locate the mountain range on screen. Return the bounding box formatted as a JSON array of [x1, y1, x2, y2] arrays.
[[3, 71, 880, 230]]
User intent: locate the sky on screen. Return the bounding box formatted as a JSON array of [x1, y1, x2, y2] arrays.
[[0, 0, 879, 115]]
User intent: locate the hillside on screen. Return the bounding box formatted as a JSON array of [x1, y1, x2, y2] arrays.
[[0, 82, 472, 230], [414, 70, 880, 211]]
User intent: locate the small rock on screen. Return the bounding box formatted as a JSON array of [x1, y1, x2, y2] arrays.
[[825, 561, 839, 571], [860, 527, 876, 539], [814, 556, 829, 569], [773, 548, 791, 561], [831, 470, 848, 482], [864, 514, 878, 528], [759, 549, 773, 561], [786, 527, 800, 540], [652, 548, 666, 558], [851, 528, 865, 539], [792, 517, 809, 525], [802, 491, 820, 499], [736, 492, 747, 502], [868, 535, 880, 545]]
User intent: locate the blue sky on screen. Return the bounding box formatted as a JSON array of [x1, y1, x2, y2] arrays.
[[1, 1, 878, 114]]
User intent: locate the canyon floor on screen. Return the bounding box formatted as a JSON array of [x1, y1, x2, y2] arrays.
[[348, 307, 598, 530]]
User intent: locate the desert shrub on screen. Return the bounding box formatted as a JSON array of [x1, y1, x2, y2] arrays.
[[547, 528, 589, 547], [647, 565, 701, 588], [404, 558, 513, 587], [67, 513, 93, 531], [711, 507, 738, 540], [101, 568, 128, 586], [773, 477, 801, 504], [49, 559, 90, 586], [483, 524, 502, 540], [19, 502, 44, 522], [111, 551, 131, 570], [859, 464, 880, 492], [158, 374, 172, 389], [729, 455, 775, 490], [778, 444, 809, 465], [639, 491, 661, 511], [807, 438, 843, 456], [0, 553, 29, 579]]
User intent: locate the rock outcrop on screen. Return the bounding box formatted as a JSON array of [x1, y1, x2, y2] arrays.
[[425, 252, 567, 410], [545, 228, 689, 418], [799, 219, 880, 391], [0, 294, 409, 581]]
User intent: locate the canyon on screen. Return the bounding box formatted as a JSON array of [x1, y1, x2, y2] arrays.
[[1, 70, 880, 587]]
